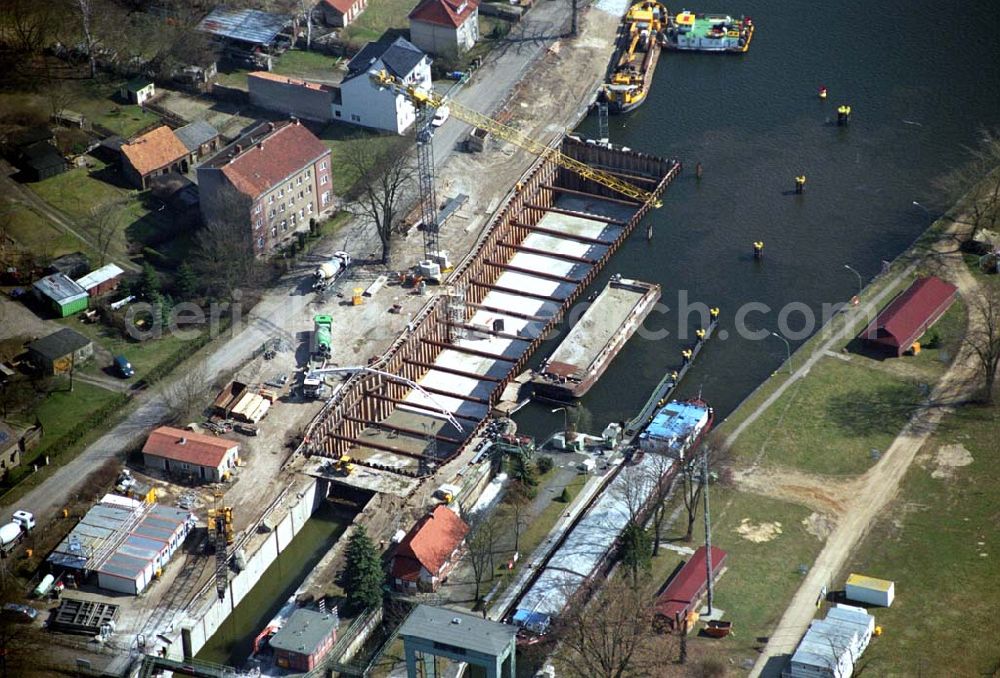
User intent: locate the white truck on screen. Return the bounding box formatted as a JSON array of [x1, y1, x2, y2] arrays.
[[0, 510, 35, 555], [313, 251, 352, 291]]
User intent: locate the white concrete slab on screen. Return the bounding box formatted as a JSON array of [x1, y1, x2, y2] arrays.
[[479, 290, 559, 319], [402, 389, 489, 421], [521, 232, 607, 261], [420, 369, 495, 401], [493, 270, 571, 299]]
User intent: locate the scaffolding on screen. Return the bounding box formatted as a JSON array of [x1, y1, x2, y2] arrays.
[[445, 285, 467, 342]]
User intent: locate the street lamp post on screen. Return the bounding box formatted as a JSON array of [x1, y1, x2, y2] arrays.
[[843, 264, 863, 299], [770, 332, 792, 374], [551, 407, 569, 434]]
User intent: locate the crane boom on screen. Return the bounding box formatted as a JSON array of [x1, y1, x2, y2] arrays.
[[371, 70, 661, 207]]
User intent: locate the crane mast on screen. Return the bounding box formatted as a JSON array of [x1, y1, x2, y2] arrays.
[[371, 70, 661, 207]]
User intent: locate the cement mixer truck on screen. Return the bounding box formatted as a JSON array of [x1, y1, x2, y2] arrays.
[[313, 251, 352, 292], [0, 510, 35, 555]]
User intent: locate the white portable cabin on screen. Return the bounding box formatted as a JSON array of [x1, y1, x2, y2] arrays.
[[845, 573, 895, 607]]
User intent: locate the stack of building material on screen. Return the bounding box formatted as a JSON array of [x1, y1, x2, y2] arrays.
[[212, 381, 271, 423]]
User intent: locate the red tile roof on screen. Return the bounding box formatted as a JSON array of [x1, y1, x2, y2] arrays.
[[322, 0, 360, 14], [860, 276, 958, 355], [142, 426, 239, 468], [215, 120, 330, 199], [392, 505, 468, 580], [408, 0, 478, 29], [121, 126, 188, 176], [655, 545, 727, 624], [248, 71, 335, 92]]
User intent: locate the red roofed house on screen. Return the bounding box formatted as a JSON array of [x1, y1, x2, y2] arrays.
[[654, 545, 727, 631], [391, 505, 469, 592], [120, 126, 190, 189], [860, 276, 959, 356], [408, 0, 480, 57], [320, 0, 367, 27], [142, 426, 240, 483], [196, 118, 333, 255]]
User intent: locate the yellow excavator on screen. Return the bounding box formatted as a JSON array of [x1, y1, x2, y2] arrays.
[[370, 70, 662, 207]]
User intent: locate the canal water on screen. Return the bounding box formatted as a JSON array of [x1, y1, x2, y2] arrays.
[[195, 502, 351, 667], [515, 0, 1000, 435]]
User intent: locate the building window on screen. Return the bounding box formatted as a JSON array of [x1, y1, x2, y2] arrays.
[[269, 209, 276, 217], [319, 161, 327, 170], [291, 214, 297, 224], [299, 191, 304, 199], [257, 236, 265, 249], [320, 174, 328, 186], [281, 220, 288, 231], [307, 203, 313, 213], [299, 208, 304, 218], [268, 195, 274, 204], [254, 204, 262, 214], [350, 114, 361, 122], [255, 219, 263, 228], [321, 191, 330, 206], [306, 169, 311, 178], [271, 226, 277, 237], [297, 176, 303, 185], [280, 203, 286, 212], [278, 189, 284, 198]]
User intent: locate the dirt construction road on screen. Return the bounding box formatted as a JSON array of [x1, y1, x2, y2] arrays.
[[748, 219, 983, 676]]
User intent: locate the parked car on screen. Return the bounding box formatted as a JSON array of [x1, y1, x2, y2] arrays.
[[432, 106, 450, 127], [2, 603, 38, 622], [113, 355, 134, 378]]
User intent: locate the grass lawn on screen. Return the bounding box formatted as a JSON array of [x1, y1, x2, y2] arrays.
[[57, 317, 205, 379], [28, 157, 175, 264], [730, 356, 925, 476], [675, 487, 826, 666], [3, 200, 88, 260], [839, 403, 1000, 677], [341, 0, 415, 47], [908, 297, 966, 376], [67, 79, 161, 138], [517, 473, 588, 559], [272, 50, 340, 80], [318, 127, 411, 195]]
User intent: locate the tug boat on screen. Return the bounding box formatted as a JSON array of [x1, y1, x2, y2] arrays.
[[663, 11, 754, 53], [600, 0, 667, 113]]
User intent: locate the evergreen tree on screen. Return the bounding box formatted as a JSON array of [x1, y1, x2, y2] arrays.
[[620, 521, 652, 583], [509, 454, 537, 487], [175, 262, 198, 300], [341, 526, 384, 613], [137, 262, 160, 299]]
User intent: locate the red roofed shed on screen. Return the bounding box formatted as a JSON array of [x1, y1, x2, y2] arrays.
[[142, 426, 240, 483], [860, 276, 958, 356], [655, 545, 727, 630], [391, 505, 469, 592]]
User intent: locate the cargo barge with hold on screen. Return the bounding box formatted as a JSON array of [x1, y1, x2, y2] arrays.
[[600, 1, 667, 113], [530, 275, 661, 401], [663, 11, 754, 53]]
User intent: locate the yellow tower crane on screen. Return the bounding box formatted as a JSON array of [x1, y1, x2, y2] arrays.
[[370, 70, 662, 208]]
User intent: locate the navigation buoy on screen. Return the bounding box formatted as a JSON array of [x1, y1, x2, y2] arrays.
[[682, 348, 693, 363], [837, 104, 852, 126], [696, 328, 706, 340], [818, 86, 828, 100], [753, 241, 764, 259], [795, 175, 807, 194], [710, 307, 720, 320], [695, 162, 704, 179]]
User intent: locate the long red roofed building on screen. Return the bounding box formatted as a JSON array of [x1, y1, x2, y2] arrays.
[[859, 276, 958, 356], [654, 545, 727, 631]]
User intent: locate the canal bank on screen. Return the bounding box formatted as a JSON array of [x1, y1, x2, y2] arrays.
[[195, 500, 352, 667]]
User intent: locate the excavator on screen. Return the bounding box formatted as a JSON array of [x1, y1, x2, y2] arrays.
[[370, 70, 663, 207]]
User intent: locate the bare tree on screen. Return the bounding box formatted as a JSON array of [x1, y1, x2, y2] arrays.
[[0, 0, 53, 54], [193, 190, 260, 300], [554, 577, 675, 678], [464, 512, 499, 604], [45, 78, 79, 121], [502, 481, 532, 553], [342, 136, 416, 264], [85, 200, 122, 267], [937, 128, 1000, 240], [964, 288, 1000, 404], [164, 365, 209, 423], [72, 0, 98, 78], [643, 451, 675, 555], [679, 435, 732, 542]]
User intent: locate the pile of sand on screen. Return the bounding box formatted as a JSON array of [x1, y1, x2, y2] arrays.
[[736, 518, 783, 543], [802, 512, 836, 540], [930, 444, 974, 479]]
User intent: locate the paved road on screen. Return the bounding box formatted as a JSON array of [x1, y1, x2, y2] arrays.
[[748, 218, 982, 676], [6, 2, 582, 524]]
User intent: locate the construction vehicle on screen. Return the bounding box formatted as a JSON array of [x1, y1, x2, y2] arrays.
[[313, 314, 333, 358], [371, 70, 662, 207], [313, 251, 352, 291], [0, 510, 34, 555], [333, 455, 355, 476], [601, 1, 667, 113], [207, 493, 234, 601]]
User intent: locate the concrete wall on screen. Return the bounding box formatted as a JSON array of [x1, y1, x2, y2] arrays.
[[174, 478, 323, 660]]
